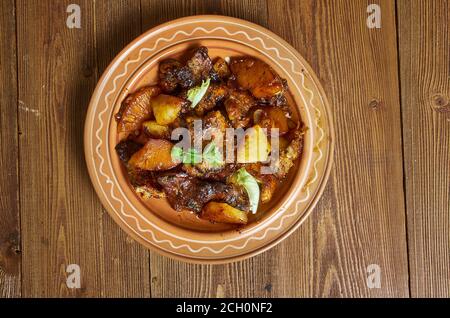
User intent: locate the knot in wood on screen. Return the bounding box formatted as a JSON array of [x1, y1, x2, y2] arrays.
[[431, 94, 450, 113], [368, 98, 381, 109]]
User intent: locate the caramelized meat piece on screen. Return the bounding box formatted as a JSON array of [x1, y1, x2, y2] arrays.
[[115, 140, 142, 163], [183, 163, 238, 181], [259, 174, 278, 203], [185, 46, 213, 85], [177, 46, 213, 89], [212, 57, 231, 80], [134, 184, 166, 200], [182, 159, 226, 181], [203, 110, 229, 136], [183, 111, 229, 147], [128, 168, 165, 199], [230, 57, 284, 100], [195, 83, 228, 116], [157, 173, 249, 213], [116, 86, 161, 140], [128, 129, 151, 145], [182, 111, 232, 178], [266, 82, 289, 106], [159, 59, 183, 93], [274, 128, 304, 179], [224, 90, 256, 128], [159, 47, 213, 91], [175, 67, 195, 89]]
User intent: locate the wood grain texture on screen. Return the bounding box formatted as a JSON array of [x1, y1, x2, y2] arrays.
[[266, 0, 409, 296], [2, 0, 448, 298], [94, 0, 151, 298], [141, 0, 268, 31], [14, 0, 152, 298], [0, 0, 21, 298], [16, 0, 102, 297], [397, 0, 450, 297]]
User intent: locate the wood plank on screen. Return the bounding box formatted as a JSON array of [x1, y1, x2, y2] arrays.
[[0, 0, 21, 298], [140, 0, 274, 298], [397, 0, 450, 297], [16, 0, 101, 297], [141, 0, 268, 31], [94, 0, 151, 298], [16, 0, 100, 297], [266, 0, 409, 296]]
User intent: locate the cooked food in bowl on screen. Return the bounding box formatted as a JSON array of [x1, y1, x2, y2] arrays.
[[115, 46, 304, 225]]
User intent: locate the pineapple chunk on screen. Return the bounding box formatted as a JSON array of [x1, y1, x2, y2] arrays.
[[142, 120, 170, 139], [116, 86, 160, 140], [128, 139, 179, 171], [151, 94, 186, 125], [257, 107, 289, 134], [201, 202, 248, 224], [237, 125, 270, 163], [230, 57, 284, 99]]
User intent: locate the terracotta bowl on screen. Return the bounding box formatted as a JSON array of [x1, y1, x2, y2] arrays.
[[84, 15, 334, 264]]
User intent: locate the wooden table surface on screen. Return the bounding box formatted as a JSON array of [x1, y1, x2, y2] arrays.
[[0, 0, 449, 298]]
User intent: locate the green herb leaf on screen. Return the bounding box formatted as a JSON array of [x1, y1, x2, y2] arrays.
[[187, 78, 210, 108], [203, 141, 224, 168], [230, 168, 260, 214], [171, 146, 202, 164], [171, 146, 183, 162]]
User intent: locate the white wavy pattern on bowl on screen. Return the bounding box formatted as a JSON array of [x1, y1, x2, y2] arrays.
[[92, 24, 325, 255]]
